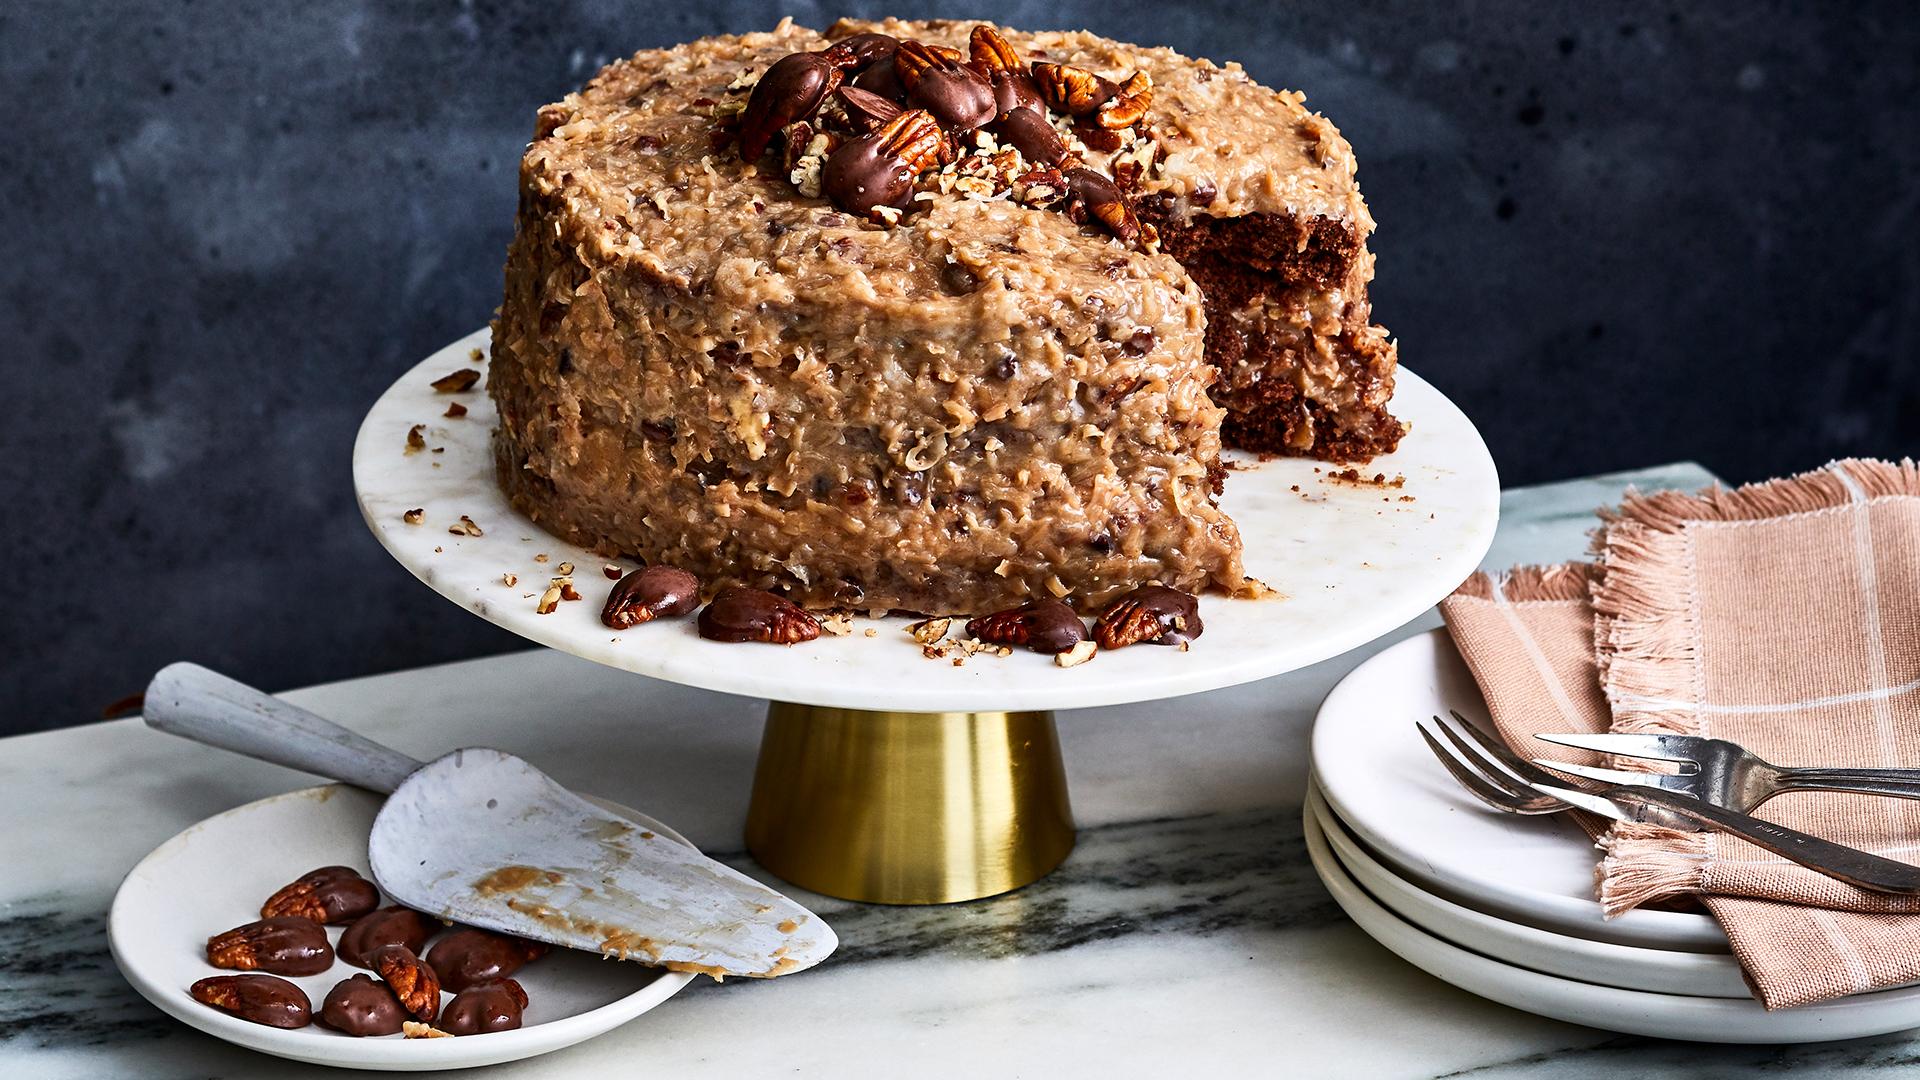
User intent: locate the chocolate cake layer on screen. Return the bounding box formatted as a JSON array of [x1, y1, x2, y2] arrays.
[[490, 19, 1399, 613]]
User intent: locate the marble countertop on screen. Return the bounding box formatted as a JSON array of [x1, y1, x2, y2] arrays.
[[14, 461, 1905, 1078]]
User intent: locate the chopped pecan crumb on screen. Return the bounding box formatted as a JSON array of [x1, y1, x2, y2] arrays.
[[405, 425, 426, 454], [448, 515, 484, 537], [402, 508, 425, 525], [444, 401, 468, 419], [536, 583, 563, 614], [1055, 639, 1097, 668], [502, 572, 518, 587], [431, 368, 482, 393], [908, 616, 950, 644], [403, 1021, 454, 1039]]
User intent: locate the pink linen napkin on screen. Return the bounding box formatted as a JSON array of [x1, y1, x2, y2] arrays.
[[1441, 459, 1920, 1009]]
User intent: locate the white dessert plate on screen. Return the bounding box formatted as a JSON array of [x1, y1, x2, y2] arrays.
[[1311, 627, 1729, 953], [1305, 799, 1920, 1043], [353, 328, 1500, 714], [110, 784, 698, 1071], [1305, 780, 1751, 998]]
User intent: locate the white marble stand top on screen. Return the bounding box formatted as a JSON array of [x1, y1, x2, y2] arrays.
[[16, 462, 1893, 1078]]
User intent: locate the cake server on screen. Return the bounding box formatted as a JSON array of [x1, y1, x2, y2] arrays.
[[142, 662, 835, 979]]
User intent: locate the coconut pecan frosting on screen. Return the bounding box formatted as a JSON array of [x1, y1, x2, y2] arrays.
[[488, 19, 1402, 615]]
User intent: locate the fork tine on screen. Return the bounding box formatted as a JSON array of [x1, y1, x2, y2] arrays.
[[1431, 716, 1534, 793], [1417, 722, 1566, 815], [1531, 731, 1700, 764], [1530, 758, 1694, 792], [1443, 711, 1581, 788]]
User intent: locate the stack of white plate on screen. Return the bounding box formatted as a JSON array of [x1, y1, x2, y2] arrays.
[[1308, 628, 1920, 1043]]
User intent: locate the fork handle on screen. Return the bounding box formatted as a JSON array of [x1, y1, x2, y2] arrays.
[[1624, 787, 1920, 896], [1776, 768, 1920, 802]]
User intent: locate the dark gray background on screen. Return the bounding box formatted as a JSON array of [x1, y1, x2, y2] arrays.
[[3, 2, 1916, 734]]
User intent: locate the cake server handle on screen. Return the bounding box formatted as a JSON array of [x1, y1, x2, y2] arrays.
[[142, 662, 423, 794]]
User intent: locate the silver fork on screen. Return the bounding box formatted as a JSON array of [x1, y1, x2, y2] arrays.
[[1417, 712, 1920, 895], [1531, 732, 1920, 813]]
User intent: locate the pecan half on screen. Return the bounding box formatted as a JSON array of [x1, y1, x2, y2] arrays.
[[191, 974, 312, 1029], [738, 51, 844, 161], [601, 565, 701, 629], [1096, 70, 1153, 129], [1065, 168, 1142, 245], [968, 25, 1021, 73], [822, 108, 944, 219], [371, 945, 442, 1023], [261, 865, 380, 925], [894, 40, 996, 131], [1032, 61, 1118, 116], [207, 917, 335, 976], [823, 31, 899, 72], [697, 588, 821, 644], [872, 107, 946, 173], [966, 599, 1087, 655], [1093, 584, 1204, 648], [891, 40, 962, 85], [835, 85, 903, 134]]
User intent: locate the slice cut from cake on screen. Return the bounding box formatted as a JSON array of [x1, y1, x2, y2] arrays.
[[488, 18, 1402, 614]]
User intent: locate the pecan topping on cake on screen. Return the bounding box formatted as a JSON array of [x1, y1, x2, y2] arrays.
[[716, 25, 1164, 247], [1032, 62, 1117, 116], [739, 51, 846, 161]]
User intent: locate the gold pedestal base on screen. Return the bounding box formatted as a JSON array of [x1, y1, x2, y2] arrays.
[[744, 703, 1075, 904]]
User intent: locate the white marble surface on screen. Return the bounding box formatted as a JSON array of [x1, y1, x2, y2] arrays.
[[353, 329, 1500, 712], [16, 462, 1908, 1077]]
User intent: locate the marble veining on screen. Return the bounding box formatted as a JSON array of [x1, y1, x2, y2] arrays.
[[33, 464, 1909, 1079]]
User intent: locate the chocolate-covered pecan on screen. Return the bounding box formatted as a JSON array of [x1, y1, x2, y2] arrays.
[[190, 974, 311, 1029], [851, 56, 904, 100], [824, 31, 898, 72], [966, 599, 1087, 655], [835, 85, 904, 134], [339, 905, 436, 968], [822, 108, 942, 219], [206, 916, 335, 976], [601, 565, 701, 629], [1065, 168, 1142, 245], [992, 106, 1066, 167], [696, 588, 821, 644], [427, 928, 550, 993], [439, 979, 529, 1036], [968, 26, 1040, 115], [370, 945, 441, 1022], [894, 40, 996, 131], [261, 865, 380, 925], [1032, 61, 1118, 116], [1093, 584, 1203, 648], [738, 51, 844, 161], [318, 973, 408, 1036]]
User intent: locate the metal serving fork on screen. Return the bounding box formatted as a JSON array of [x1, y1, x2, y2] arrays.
[[1531, 732, 1920, 813], [1418, 712, 1920, 896]]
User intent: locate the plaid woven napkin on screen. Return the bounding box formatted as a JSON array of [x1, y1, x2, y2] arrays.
[[1441, 459, 1920, 1009]]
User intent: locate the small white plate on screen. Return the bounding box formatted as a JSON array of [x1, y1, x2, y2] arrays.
[[110, 785, 698, 1071], [1305, 797, 1920, 1042], [1306, 780, 1751, 998], [1311, 627, 1729, 952]]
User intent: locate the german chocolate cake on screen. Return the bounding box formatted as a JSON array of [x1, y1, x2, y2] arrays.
[[489, 18, 1403, 615]]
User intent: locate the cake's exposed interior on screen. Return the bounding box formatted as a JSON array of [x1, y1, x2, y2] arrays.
[[487, 19, 1405, 615]]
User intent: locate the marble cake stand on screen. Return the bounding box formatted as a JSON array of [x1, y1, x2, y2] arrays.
[[353, 328, 1499, 904]]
